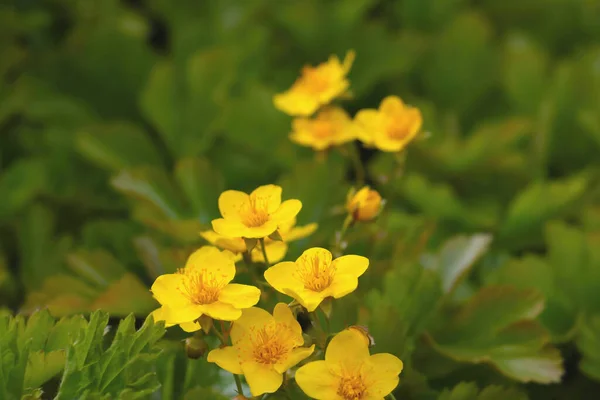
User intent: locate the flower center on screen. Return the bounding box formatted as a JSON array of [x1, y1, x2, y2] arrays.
[[177, 268, 226, 305], [249, 323, 291, 365], [240, 196, 271, 228], [337, 373, 367, 400], [312, 120, 336, 138], [299, 66, 330, 94], [386, 115, 412, 140], [295, 250, 335, 292]]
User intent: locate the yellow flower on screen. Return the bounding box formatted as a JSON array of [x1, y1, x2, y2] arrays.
[[211, 184, 302, 239], [346, 186, 383, 222], [274, 51, 355, 117], [264, 248, 369, 312], [290, 107, 364, 151], [150, 246, 260, 330], [201, 218, 318, 264], [207, 303, 315, 396], [296, 329, 403, 399], [355, 95, 422, 152]]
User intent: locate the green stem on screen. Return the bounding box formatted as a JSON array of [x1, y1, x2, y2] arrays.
[[387, 392, 398, 400], [259, 238, 271, 268], [333, 214, 353, 257], [212, 324, 245, 397], [349, 142, 365, 186], [319, 305, 331, 333]]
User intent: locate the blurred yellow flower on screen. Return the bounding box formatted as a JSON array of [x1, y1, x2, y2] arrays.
[[211, 184, 302, 239], [274, 51, 355, 117], [290, 107, 364, 151], [207, 303, 315, 396], [201, 217, 317, 263], [355, 95, 422, 152], [296, 329, 403, 400], [346, 186, 383, 222], [150, 246, 260, 330], [264, 247, 369, 311]]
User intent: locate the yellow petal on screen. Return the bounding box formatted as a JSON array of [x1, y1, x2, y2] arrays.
[[149, 307, 175, 327], [241, 361, 283, 396], [290, 288, 327, 312], [218, 190, 249, 220], [162, 304, 204, 324], [372, 135, 406, 152], [263, 261, 304, 295], [230, 307, 274, 344], [325, 329, 370, 367], [218, 283, 261, 309], [271, 199, 302, 223], [199, 230, 247, 253], [251, 184, 282, 213], [179, 320, 201, 332], [380, 95, 405, 115], [273, 91, 320, 117], [200, 301, 242, 321], [274, 345, 315, 373], [355, 109, 381, 131], [273, 303, 303, 343], [283, 223, 318, 242], [363, 354, 403, 398], [295, 360, 340, 399], [251, 241, 288, 263], [184, 246, 236, 284], [212, 218, 251, 238], [150, 274, 188, 307], [332, 255, 369, 278], [207, 346, 243, 374], [327, 275, 360, 299], [242, 220, 280, 239]]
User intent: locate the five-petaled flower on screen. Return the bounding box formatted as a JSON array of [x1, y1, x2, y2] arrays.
[[201, 217, 317, 264], [346, 186, 383, 222], [296, 329, 403, 400], [212, 184, 302, 239], [264, 247, 369, 312], [150, 246, 260, 332], [290, 107, 364, 151], [207, 303, 315, 396], [355, 95, 422, 152], [274, 51, 355, 117]]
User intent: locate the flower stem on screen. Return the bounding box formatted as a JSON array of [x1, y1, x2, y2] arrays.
[[333, 214, 353, 257], [386, 393, 398, 400], [212, 324, 245, 397], [259, 238, 271, 268], [349, 142, 366, 186]]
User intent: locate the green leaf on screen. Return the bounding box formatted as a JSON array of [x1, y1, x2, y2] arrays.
[[173, 157, 223, 225], [76, 122, 163, 172], [111, 166, 186, 219], [55, 312, 165, 399], [140, 49, 235, 158], [422, 233, 492, 293], [577, 314, 600, 381], [438, 382, 528, 400], [0, 158, 47, 221], [401, 173, 466, 221], [366, 261, 442, 359], [429, 286, 563, 383], [498, 175, 588, 246]]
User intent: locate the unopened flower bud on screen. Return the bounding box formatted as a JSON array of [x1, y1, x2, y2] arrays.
[[346, 186, 383, 222], [185, 333, 209, 359]]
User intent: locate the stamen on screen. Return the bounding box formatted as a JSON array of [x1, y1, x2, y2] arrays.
[[295, 250, 335, 292], [177, 268, 227, 305]]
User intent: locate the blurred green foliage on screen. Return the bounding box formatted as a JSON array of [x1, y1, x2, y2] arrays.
[[1, 0, 600, 398]]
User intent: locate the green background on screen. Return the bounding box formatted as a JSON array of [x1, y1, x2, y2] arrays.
[[1, 0, 600, 399]]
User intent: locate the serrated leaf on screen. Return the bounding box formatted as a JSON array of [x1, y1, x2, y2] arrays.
[[429, 286, 563, 383]]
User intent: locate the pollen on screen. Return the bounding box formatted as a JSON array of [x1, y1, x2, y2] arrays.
[[295, 249, 336, 292], [177, 268, 227, 305], [248, 323, 292, 365], [337, 372, 368, 400], [240, 195, 271, 227], [386, 115, 412, 140]]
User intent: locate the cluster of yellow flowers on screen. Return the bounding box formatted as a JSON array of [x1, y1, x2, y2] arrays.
[[150, 52, 413, 399], [274, 50, 423, 153]]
